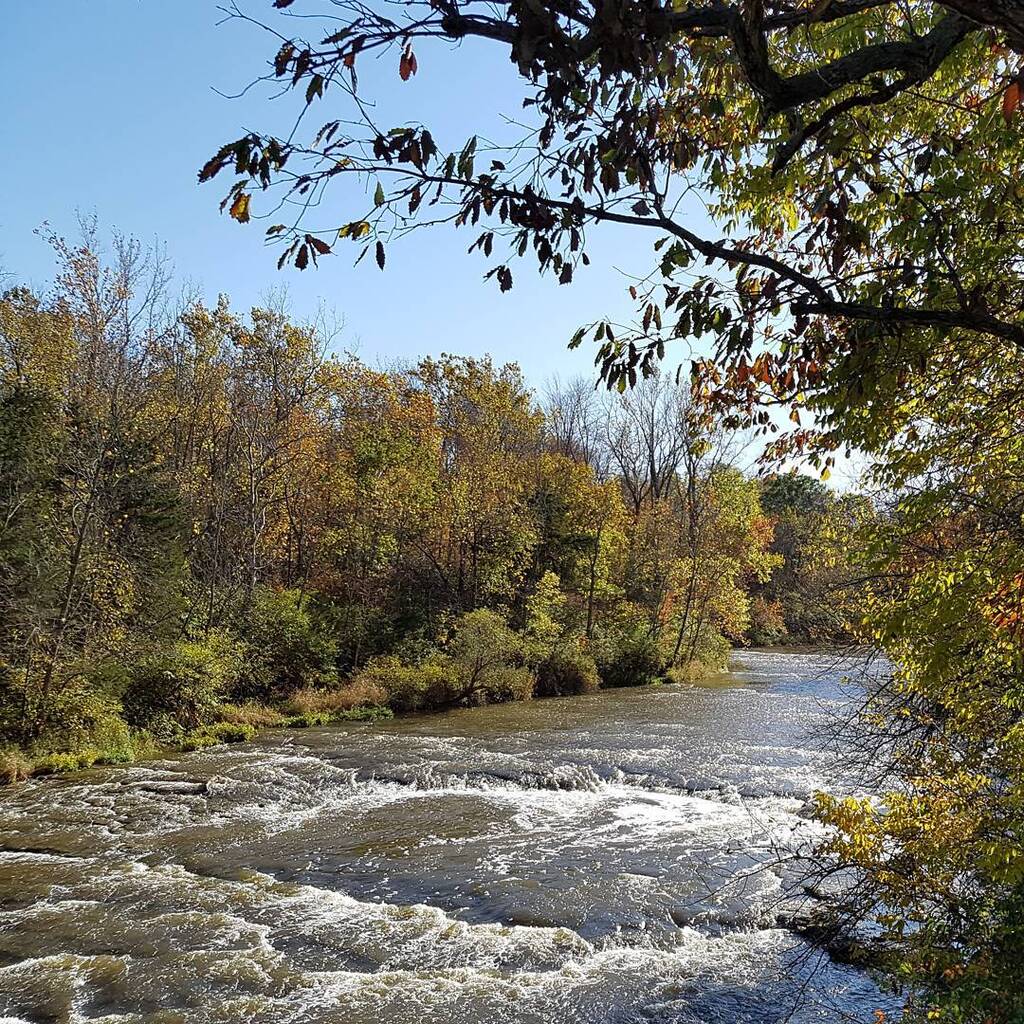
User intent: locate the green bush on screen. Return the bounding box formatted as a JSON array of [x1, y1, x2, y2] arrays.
[[283, 705, 394, 728], [283, 711, 331, 728], [123, 631, 244, 736], [351, 656, 451, 713], [335, 705, 393, 722], [179, 731, 218, 752], [205, 721, 256, 743], [595, 629, 663, 689], [444, 609, 530, 706], [234, 588, 338, 700], [43, 684, 129, 750], [180, 721, 255, 751], [33, 751, 86, 775], [477, 664, 535, 703], [352, 611, 533, 711], [534, 640, 600, 697]]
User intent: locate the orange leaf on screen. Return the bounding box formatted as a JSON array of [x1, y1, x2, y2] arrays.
[[1003, 80, 1021, 123], [399, 46, 417, 81]]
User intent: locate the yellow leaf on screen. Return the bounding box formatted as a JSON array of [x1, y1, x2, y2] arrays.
[[229, 192, 251, 224]]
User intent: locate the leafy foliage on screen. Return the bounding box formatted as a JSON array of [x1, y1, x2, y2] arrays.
[[1, 232, 824, 791]]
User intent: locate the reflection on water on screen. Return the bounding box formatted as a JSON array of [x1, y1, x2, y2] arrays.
[[0, 650, 897, 1023]]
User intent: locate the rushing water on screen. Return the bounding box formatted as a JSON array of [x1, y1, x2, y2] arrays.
[[0, 650, 898, 1024]]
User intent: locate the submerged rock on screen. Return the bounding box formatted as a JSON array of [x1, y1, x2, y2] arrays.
[[777, 908, 891, 968]]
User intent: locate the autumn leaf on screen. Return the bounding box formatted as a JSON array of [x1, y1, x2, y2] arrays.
[[374, 181, 385, 206], [1002, 80, 1021, 122], [229, 192, 251, 224], [375, 240, 386, 269], [399, 46, 418, 81]]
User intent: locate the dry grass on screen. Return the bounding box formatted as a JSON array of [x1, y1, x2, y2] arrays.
[[217, 703, 287, 728], [0, 749, 31, 785], [285, 678, 387, 717]]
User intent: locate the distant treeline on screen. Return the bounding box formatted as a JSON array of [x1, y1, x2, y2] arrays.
[[0, 230, 866, 777]]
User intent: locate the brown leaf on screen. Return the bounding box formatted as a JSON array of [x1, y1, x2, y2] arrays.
[[1003, 80, 1021, 123], [375, 240, 386, 270], [399, 46, 417, 82]]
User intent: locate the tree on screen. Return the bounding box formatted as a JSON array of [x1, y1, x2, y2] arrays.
[[752, 474, 867, 643], [411, 355, 543, 611], [814, 340, 1024, 1024], [204, 0, 1022, 451], [667, 466, 779, 665], [0, 229, 186, 740]]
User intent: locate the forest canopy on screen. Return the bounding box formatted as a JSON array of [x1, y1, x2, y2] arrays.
[[0, 227, 851, 778]]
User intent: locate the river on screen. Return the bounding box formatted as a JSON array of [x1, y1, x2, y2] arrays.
[[0, 650, 898, 1024]]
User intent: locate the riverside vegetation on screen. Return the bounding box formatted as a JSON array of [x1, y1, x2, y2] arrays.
[[0, 230, 861, 784]]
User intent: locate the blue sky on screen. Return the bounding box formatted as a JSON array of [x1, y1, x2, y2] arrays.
[[0, 0, 689, 386]]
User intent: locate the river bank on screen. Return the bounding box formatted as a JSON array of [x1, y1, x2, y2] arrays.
[[1, 631, 740, 788]]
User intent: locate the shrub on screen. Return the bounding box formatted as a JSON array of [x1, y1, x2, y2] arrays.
[[216, 703, 287, 728], [534, 641, 600, 698], [234, 588, 338, 700], [747, 596, 787, 647], [283, 712, 330, 728], [283, 704, 394, 728], [348, 611, 534, 712], [75, 698, 136, 764], [284, 677, 387, 718], [123, 631, 244, 736], [667, 625, 732, 676], [33, 752, 85, 775], [179, 731, 218, 752], [445, 609, 528, 706], [205, 721, 255, 743], [335, 705, 393, 722], [94, 743, 136, 765], [478, 664, 535, 703], [0, 748, 31, 785], [180, 721, 255, 751], [595, 629, 663, 689], [351, 656, 451, 713]]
